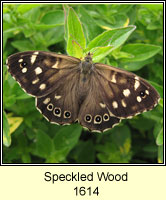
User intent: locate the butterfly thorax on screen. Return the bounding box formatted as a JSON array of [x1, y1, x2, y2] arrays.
[[80, 54, 94, 77]]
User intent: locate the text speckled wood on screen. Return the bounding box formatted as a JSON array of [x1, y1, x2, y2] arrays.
[[6, 51, 160, 132]]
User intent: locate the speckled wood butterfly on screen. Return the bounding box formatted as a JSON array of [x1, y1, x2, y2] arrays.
[[6, 51, 160, 132]]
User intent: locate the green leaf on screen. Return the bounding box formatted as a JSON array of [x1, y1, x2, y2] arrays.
[[3, 27, 21, 34], [156, 127, 163, 146], [142, 4, 163, 11], [96, 125, 131, 163], [71, 140, 95, 163], [121, 44, 161, 62], [87, 26, 136, 61], [41, 10, 64, 25], [7, 114, 23, 134], [97, 14, 129, 29], [87, 26, 136, 50], [112, 49, 134, 60], [91, 46, 114, 62], [158, 98, 163, 108], [34, 24, 63, 31], [129, 116, 154, 131], [36, 130, 53, 158], [148, 81, 163, 98], [67, 8, 86, 58], [3, 110, 11, 147], [17, 4, 41, 14], [3, 65, 8, 84], [78, 6, 102, 43], [12, 83, 31, 100], [120, 58, 154, 71], [158, 145, 163, 163], [111, 125, 131, 152], [22, 153, 31, 163], [11, 40, 36, 51], [53, 124, 82, 162], [142, 145, 157, 153], [42, 26, 64, 46]]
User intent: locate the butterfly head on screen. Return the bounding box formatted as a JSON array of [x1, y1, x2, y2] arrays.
[[84, 52, 93, 63]]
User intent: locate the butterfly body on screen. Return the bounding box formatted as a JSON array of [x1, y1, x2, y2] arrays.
[[6, 51, 160, 132]]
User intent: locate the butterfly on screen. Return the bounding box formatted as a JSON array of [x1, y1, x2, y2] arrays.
[[6, 51, 160, 132]]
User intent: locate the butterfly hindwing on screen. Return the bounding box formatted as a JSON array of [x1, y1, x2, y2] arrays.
[[78, 73, 121, 132]]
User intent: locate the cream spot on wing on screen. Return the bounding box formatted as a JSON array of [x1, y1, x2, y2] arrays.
[[35, 67, 42, 75], [100, 103, 106, 108], [34, 51, 39, 55], [135, 76, 139, 80], [121, 99, 127, 107], [43, 98, 51, 104], [52, 59, 59, 68], [31, 51, 39, 64], [134, 80, 140, 90], [107, 108, 116, 117], [18, 58, 23, 63], [145, 90, 149, 95], [55, 95, 61, 100], [123, 89, 130, 97], [32, 77, 39, 84], [110, 73, 116, 83], [39, 83, 46, 90], [22, 67, 27, 73], [31, 55, 37, 64], [112, 101, 118, 109], [137, 96, 142, 102]]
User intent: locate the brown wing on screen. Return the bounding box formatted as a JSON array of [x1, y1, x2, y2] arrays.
[[7, 51, 80, 97], [94, 63, 160, 118], [36, 68, 81, 125], [78, 72, 120, 132]]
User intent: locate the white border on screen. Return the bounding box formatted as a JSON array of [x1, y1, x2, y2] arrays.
[[1, 1, 165, 166]]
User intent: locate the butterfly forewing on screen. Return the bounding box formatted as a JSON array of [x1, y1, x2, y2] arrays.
[[95, 63, 160, 119], [7, 51, 80, 97]]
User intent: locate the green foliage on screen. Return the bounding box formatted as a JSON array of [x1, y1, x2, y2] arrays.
[[3, 4, 163, 164]]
